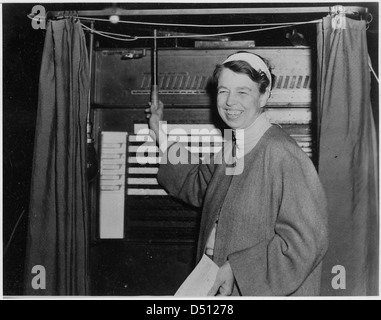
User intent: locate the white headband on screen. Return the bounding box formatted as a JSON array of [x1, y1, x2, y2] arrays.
[[223, 52, 272, 91]]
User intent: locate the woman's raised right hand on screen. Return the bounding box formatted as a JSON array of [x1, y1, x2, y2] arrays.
[[145, 100, 164, 143]]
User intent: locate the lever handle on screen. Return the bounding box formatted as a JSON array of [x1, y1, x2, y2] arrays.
[[151, 29, 159, 106]]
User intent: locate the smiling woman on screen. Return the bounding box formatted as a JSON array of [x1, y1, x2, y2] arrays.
[[216, 68, 266, 130], [146, 51, 329, 296], [213, 53, 274, 130]]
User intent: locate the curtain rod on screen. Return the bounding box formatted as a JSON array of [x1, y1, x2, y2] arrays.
[[45, 6, 368, 18]]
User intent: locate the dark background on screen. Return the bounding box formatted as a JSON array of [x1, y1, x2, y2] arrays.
[[2, 2, 379, 295]]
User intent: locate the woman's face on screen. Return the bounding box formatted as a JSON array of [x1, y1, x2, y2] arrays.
[[217, 68, 268, 130]]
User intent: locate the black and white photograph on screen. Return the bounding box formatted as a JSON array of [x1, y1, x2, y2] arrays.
[[2, 1, 379, 302]]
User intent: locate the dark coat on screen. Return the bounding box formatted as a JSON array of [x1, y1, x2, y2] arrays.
[[158, 126, 329, 296]]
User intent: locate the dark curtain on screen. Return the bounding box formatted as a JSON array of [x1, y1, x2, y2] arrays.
[[25, 19, 90, 295], [317, 16, 379, 296]]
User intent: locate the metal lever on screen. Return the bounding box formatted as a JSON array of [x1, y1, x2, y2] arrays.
[[151, 29, 159, 107]]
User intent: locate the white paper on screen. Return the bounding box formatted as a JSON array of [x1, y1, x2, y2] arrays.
[[174, 254, 219, 297], [99, 132, 127, 239]]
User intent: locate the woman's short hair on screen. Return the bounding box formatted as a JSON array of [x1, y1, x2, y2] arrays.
[[213, 55, 275, 94]]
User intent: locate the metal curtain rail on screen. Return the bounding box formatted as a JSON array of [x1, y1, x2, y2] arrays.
[[45, 6, 368, 18]]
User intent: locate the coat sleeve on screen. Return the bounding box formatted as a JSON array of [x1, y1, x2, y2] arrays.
[[228, 143, 329, 296], [157, 142, 216, 208]]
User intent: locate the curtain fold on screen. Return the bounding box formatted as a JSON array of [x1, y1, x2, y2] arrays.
[[317, 16, 379, 296], [25, 18, 90, 295]]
